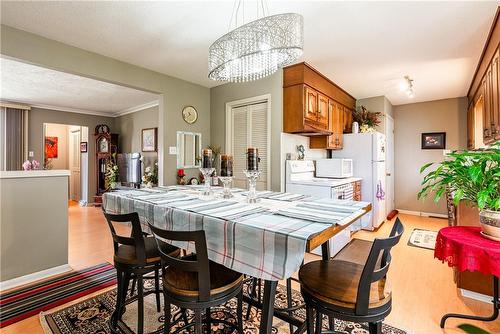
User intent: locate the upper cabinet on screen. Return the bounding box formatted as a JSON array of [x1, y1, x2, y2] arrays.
[[283, 62, 355, 148], [467, 9, 500, 147]]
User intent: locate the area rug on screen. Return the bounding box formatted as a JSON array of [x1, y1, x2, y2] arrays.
[[407, 228, 438, 250], [0, 263, 116, 328], [40, 281, 408, 334]]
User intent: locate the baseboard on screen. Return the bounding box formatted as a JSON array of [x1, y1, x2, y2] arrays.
[[0, 264, 72, 291], [397, 209, 447, 219], [460, 288, 493, 303]]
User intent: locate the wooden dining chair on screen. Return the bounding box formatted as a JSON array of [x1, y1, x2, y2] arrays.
[[299, 218, 404, 334], [103, 211, 181, 334], [148, 222, 244, 334]]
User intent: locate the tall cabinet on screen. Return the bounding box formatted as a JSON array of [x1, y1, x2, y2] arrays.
[[467, 9, 500, 148], [283, 62, 356, 149]]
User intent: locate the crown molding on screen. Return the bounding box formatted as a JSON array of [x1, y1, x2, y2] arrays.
[[113, 100, 159, 117]]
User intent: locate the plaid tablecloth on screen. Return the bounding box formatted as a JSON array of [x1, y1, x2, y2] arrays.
[[103, 186, 370, 281]]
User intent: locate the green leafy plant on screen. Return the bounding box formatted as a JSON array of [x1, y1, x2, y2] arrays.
[[418, 142, 500, 211], [105, 153, 119, 190], [457, 324, 490, 334]]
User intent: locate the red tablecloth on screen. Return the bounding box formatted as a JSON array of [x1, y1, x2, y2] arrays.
[[434, 226, 500, 277]]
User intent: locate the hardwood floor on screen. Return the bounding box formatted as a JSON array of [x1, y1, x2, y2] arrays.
[[1, 206, 499, 334]]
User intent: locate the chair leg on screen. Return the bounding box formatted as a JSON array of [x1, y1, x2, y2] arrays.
[[328, 316, 334, 331], [155, 268, 161, 312], [237, 289, 244, 334], [111, 269, 124, 329], [180, 308, 189, 326], [314, 310, 321, 334], [286, 278, 294, 334], [205, 307, 211, 332], [245, 278, 257, 320], [163, 293, 171, 334], [194, 309, 202, 334], [137, 275, 144, 334], [130, 278, 136, 296], [368, 321, 382, 334], [305, 305, 314, 334]]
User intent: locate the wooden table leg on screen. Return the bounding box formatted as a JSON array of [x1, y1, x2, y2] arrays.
[[259, 280, 278, 334]]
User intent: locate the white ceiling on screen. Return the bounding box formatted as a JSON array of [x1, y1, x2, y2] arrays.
[[1, 1, 498, 105], [0, 58, 159, 115]]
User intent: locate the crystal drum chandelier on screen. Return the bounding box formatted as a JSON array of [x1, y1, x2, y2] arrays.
[[208, 2, 303, 83]]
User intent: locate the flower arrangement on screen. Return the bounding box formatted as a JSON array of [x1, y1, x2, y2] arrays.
[[353, 106, 381, 133], [105, 153, 119, 190], [22, 159, 41, 171], [142, 162, 158, 187], [177, 168, 186, 185]]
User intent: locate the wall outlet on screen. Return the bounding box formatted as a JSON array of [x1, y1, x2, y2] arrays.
[[169, 146, 177, 155], [28, 151, 34, 157]]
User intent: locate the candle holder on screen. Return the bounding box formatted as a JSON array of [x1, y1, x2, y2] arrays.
[[199, 167, 215, 198], [218, 176, 234, 199], [244, 169, 261, 203]]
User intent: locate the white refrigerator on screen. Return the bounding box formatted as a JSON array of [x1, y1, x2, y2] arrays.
[[332, 132, 387, 230]]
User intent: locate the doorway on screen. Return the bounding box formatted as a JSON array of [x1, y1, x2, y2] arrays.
[[385, 114, 395, 214], [43, 123, 89, 205]]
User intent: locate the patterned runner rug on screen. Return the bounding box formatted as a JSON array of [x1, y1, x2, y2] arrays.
[[0, 263, 116, 328], [40, 282, 408, 334]]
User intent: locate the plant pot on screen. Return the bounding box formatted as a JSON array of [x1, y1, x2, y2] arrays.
[[479, 209, 500, 238]]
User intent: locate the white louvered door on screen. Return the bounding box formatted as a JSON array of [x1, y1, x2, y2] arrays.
[[229, 101, 269, 190]]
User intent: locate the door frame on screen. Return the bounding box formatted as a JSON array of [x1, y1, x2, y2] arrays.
[[384, 114, 395, 213], [225, 94, 272, 191]]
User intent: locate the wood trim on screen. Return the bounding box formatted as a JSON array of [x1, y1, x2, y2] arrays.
[[467, 7, 500, 103], [306, 203, 372, 252], [284, 62, 356, 101]]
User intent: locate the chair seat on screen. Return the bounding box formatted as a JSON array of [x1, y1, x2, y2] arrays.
[[114, 236, 180, 265], [334, 238, 373, 265], [163, 256, 243, 299], [299, 259, 391, 311]]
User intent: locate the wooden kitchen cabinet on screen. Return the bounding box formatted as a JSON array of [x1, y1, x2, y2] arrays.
[[343, 107, 353, 133], [283, 62, 355, 136], [310, 101, 344, 149], [466, 10, 500, 147]]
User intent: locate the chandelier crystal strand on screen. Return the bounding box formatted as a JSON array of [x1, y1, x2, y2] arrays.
[[208, 13, 304, 82]]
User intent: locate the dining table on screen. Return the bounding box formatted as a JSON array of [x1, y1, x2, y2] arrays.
[[103, 185, 372, 334]]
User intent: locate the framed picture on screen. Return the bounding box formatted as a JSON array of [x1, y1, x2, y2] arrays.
[[45, 136, 58, 158], [80, 142, 88, 153], [421, 132, 446, 149], [142, 128, 157, 152]]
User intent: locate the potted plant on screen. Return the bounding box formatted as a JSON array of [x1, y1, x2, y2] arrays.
[[105, 154, 119, 190], [418, 143, 499, 238], [352, 106, 381, 133]]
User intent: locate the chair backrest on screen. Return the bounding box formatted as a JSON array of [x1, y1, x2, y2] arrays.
[[147, 222, 211, 302], [355, 218, 404, 315], [103, 211, 148, 265]]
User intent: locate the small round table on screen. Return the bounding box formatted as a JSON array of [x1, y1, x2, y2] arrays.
[[434, 226, 500, 328]]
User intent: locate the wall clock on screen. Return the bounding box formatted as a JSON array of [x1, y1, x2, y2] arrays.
[[182, 106, 198, 124]]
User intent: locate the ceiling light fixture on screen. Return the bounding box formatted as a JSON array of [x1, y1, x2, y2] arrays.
[[208, 0, 304, 83], [400, 75, 415, 98]]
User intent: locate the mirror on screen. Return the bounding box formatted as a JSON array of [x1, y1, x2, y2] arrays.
[[177, 131, 202, 168]]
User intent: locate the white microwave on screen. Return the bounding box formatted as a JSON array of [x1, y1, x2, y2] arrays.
[[315, 159, 353, 178]]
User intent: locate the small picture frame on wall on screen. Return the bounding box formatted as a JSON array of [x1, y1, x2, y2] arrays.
[[80, 142, 88, 153], [142, 128, 157, 152], [421, 132, 446, 149]]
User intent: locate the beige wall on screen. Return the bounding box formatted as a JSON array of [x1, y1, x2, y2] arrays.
[[394, 97, 468, 214], [0, 174, 68, 281], [210, 71, 283, 191], [1, 25, 210, 186], [356, 96, 393, 133], [28, 107, 115, 202], [115, 106, 159, 169], [44, 123, 69, 170]]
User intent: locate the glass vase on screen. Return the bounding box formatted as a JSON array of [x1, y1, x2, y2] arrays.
[[218, 176, 234, 199], [244, 169, 261, 203], [199, 167, 215, 198]]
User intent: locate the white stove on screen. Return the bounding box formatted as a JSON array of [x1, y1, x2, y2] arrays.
[[285, 160, 361, 256]]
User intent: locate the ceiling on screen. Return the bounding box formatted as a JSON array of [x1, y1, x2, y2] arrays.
[[0, 58, 159, 115], [1, 1, 498, 105]]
